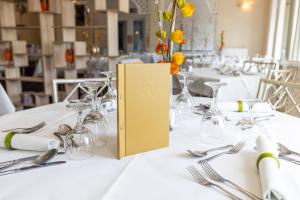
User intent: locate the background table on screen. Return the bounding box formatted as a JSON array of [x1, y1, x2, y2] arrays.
[[188, 68, 262, 101], [0, 100, 300, 200]]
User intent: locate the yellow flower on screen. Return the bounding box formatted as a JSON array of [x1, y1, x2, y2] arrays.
[[171, 29, 185, 44], [181, 3, 195, 17], [163, 11, 172, 22], [155, 30, 167, 39], [172, 52, 185, 65], [176, 0, 186, 8]]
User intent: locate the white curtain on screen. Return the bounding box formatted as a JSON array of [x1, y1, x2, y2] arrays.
[[288, 0, 300, 60]]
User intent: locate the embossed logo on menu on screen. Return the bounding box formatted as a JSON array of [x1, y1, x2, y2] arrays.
[[141, 83, 155, 99]]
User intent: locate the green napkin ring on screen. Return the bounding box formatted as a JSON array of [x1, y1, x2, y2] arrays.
[[4, 132, 15, 150], [256, 152, 280, 169], [237, 100, 243, 112]]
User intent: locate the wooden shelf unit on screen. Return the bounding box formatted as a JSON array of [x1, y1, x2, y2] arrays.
[[0, 1, 29, 109]]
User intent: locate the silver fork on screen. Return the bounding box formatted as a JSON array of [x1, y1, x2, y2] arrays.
[[187, 166, 242, 200], [187, 145, 234, 157], [277, 143, 300, 157], [199, 161, 262, 200], [1, 122, 46, 133], [197, 142, 246, 162]]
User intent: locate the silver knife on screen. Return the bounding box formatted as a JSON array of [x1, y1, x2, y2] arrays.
[[0, 161, 66, 176], [0, 155, 38, 166], [279, 156, 300, 165]]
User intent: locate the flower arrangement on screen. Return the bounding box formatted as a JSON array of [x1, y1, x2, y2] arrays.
[[154, 0, 195, 75]]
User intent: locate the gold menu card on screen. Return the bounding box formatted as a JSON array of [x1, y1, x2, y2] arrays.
[[117, 63, 170, 159]]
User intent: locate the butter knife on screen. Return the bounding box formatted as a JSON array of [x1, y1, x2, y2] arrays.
[[0, 161, 66, 176]]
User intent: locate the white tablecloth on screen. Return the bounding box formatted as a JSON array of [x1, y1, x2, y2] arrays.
[[0, 100, 300, 200], [189, 68, 262, 101]]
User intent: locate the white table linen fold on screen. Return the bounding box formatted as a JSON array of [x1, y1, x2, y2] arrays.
[[0, 132, 59, 151], [256, 135, 298, 200]]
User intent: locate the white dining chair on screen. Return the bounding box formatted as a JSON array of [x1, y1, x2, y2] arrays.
[[257, 68, 298, 102], [52, 78, 108, 103], [0, 83, 15, 116], [259, 78, 300, 116], [243, 60, 277, 74]]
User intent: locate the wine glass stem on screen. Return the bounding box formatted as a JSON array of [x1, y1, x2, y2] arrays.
[[249, 104, 254, 124], [90, 89, 97, 111], [74, 111, 83, 130], [183, 76, 188, 92], [210, 87, 219, 112]]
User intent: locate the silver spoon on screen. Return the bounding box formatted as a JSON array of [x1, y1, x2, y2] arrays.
[[54, 124, 72, 147], [0, 148, 58, 171], [187, 145, 234, 157]]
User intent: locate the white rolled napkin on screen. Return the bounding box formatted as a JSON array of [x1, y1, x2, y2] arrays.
[[217, 101, 273, 112], [0, 132, 59, 151], [256, 135, 286, 200]]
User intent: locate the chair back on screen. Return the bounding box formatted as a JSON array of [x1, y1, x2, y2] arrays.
[[52, 78, 108, 103], [243, 60, 277, 74], [258, 76, 300, 116]]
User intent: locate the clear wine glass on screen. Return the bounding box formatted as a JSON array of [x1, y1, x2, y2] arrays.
[[65, 101, 95, 160], [238, 98, 262, 129], [200, 81, 227, 144], [101, 71, 117, 113], [175, 71, 194, 115], [82, 81, 108, 148]]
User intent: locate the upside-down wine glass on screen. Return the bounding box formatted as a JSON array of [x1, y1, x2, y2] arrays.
[[200, 81, 227, 144], [82, 81, 108, 148], [175, 70, 194, 116], [65, 101, 95, 160]]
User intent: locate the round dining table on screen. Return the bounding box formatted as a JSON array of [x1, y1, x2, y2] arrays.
[[188, 68, 263, 101], [0, 99, 300, 200]]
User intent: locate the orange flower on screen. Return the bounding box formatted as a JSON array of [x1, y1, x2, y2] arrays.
[[155, 43, 168, 54], [172, 52, 185, 65], [171, 62, 179, 75], [181, 3, 195, 17], [171, 29, 185, 44]]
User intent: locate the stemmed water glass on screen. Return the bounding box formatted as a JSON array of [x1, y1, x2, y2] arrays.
[[200, 81, 227, 144], [65, 101, 95, 160], [101, 71, 117, 112], [81, 81, 108, 148], [175, 71, 194, 115], [238, 98, 262, 129]]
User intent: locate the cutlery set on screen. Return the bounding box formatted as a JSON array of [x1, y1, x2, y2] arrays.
[[187, 142, 245, 162], [187, 141, 300, 199], [277, 143, 300, 165], [0, 122, 67, 176]]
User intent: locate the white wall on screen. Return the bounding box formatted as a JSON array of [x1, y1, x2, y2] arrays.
[[149, 0, 272, 56]]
